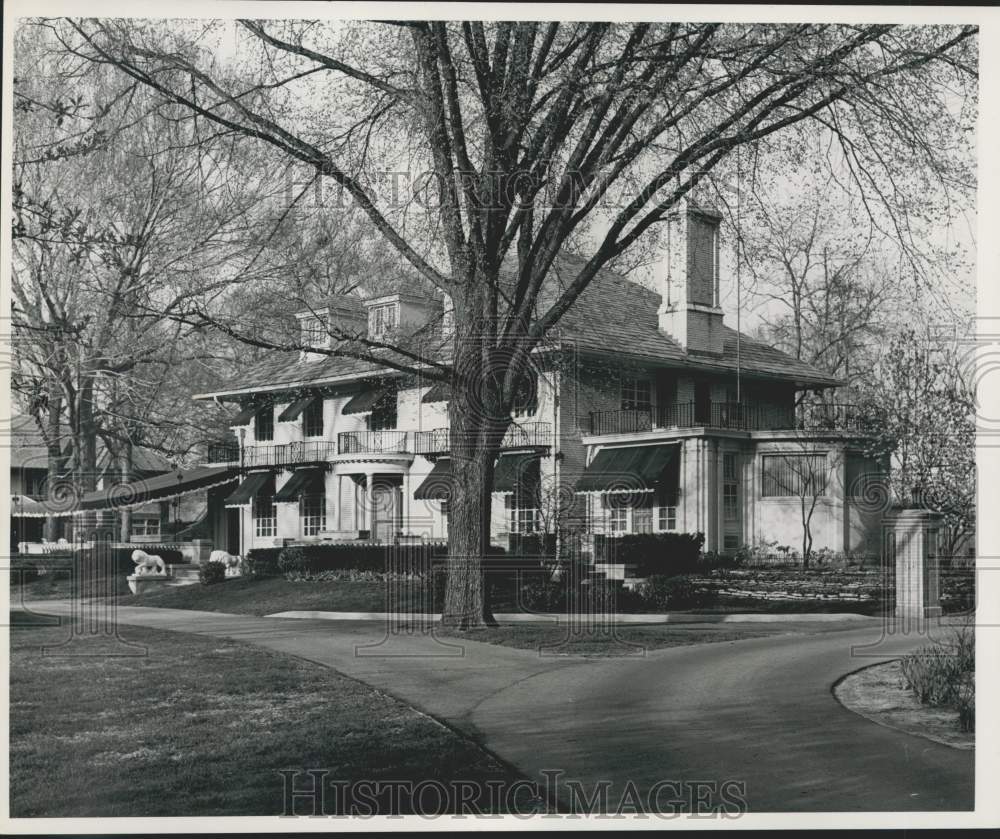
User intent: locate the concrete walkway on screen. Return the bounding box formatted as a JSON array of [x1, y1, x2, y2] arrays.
[[20, 600, 974, 813]]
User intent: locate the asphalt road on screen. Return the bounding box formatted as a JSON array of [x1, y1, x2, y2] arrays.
[[19, 601, 974, 813]]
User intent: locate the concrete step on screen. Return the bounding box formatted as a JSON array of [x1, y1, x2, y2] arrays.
[[166, 564, 200, 586]]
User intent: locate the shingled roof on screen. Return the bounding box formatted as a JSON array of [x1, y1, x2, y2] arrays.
[[196, 257, 840, 400], [7, 415, 173, 474]]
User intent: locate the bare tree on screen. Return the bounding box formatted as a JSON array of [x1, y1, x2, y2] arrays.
[[53, 18, 976, 625]]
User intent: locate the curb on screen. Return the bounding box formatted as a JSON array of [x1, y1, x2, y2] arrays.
[[264, 610, 878, 623]]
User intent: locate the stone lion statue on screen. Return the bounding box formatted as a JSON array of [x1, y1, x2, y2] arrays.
[[131, 549, 166, 576]]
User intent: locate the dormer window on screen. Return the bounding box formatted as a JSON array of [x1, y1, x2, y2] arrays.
[[369, 303, 398, 339], [300, 316, 326, 348]]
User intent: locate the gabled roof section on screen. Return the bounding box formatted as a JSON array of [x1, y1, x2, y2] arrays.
[[195, 254, 840, 399]]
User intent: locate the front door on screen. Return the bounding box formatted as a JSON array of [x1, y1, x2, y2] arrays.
[[372, 481, 402, 543], [226, 508, 241, 554]]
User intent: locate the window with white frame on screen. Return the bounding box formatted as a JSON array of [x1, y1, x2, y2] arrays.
[[761, 453, 827, 497], [300, 316, 326, 347], [620, 375, 652, 412], [300, 493, 326, 537], [255, 405, 274, 442], [303, 398, 324, 438], [131, 516, 160, 538], [657, 505, 677, 531], [505, 494, 538, 534], [253, 495, 277, 538], [369, 303, 398, 338], [608, 504, 628, 534], [723, 452, 739, 522]]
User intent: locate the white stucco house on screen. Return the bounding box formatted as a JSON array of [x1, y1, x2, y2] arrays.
[[181, 200, 885, 560]]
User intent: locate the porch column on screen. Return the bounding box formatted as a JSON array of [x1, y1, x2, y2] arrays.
[[364, 470, 375, 532]]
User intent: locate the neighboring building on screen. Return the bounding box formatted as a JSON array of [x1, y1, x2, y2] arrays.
[[192, 200, 886, 559], [8, 414, 179, 545]]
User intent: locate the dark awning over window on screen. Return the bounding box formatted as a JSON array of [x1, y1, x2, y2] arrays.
[[413, 459, 452, 501], [274, 468, 326, 503], [224, 471, 275, 507], [230, 403, 268, 426], [342, 389, 382, 415], [574, 444, 679, 494], [278, 395, 318, 422], [493, 452, 541, 493], [77, 465, 239, 512], [421, 382, 451, 403]]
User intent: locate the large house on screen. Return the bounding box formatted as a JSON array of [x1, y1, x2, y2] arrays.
[[193, 201, 885, 560]]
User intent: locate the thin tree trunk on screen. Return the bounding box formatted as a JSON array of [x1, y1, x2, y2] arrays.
[[119, 438, 133, 542], [43, 388, 64, 542]]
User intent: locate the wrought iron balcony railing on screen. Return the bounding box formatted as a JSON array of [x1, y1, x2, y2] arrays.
[[588, 402, 872, 436], [241, 440, 338, 468], [206, 443, 239, 464], [412, 422, 553, 454], [337, 430, 411, 455]]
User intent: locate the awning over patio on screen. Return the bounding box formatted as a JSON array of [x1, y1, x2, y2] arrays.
[[493, 451, 541, 493], [274, 467, 326, 503], [574, 443, 679, 494], [278, 395, 318, 422], [421, 382, 451, 403], [77, 465, 239, 512], [230, 403, 269, 426], [224, 470, 275, 507], [413, 458, 452, 501], [10, 494, 71, 518]]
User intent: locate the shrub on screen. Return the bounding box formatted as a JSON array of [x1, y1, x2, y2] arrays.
[[243, 548, 282, 578], [635, 574, 717, 611], [198, 561, 226, 585], [277, 546, 308, 580], [899, 623, 975, 732], [595, 532, 705, 576]]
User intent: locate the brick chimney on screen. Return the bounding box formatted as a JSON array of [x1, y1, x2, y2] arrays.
[[658, 199, 725, 354]]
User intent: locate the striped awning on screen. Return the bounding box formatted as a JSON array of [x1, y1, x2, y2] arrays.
[[274, 468, 325, 503], [413, 459, 452, 501], [77, 466, 239, 512], [278, 395, 318, 422], [574, 444, 679, 494], [224, 471, 275, 507]]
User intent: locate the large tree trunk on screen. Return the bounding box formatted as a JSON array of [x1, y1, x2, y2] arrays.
[[441, 346, 511, 628]]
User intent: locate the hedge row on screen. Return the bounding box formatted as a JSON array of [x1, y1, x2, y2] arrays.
[[245, 542, 461, 579], [11, 546, 186, 584], [593, 532, 706, 576]]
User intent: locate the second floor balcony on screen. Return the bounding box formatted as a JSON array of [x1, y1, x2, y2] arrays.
[[588, 402, 875, 436], [207, 422, 554, 468]]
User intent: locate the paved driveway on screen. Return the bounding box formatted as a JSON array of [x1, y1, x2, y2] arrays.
[[20, 601, 974, 813]]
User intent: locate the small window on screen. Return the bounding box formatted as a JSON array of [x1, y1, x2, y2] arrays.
[[253, 495, 277, 538], [608, 506, 628, 534], [303, 399, 324, 438], [300, 493, 326, 537], [621, 375, 652, 412], [657, 505, 677, 531], [255, 405, 274, 442], [300, 316, 326, 347], [761, 454, 827, 498], [369, 303, 398, 338]]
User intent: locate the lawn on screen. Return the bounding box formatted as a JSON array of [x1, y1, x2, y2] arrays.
[[439, 620, 851, 656], [9, 614, 526, 817]]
